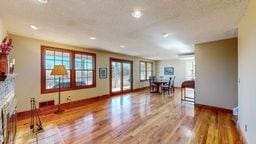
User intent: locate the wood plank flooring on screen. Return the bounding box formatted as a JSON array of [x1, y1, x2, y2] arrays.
[[15, 89, 243, 144]]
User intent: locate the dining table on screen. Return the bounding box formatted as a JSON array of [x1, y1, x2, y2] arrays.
[[151, 79, 169, 93]]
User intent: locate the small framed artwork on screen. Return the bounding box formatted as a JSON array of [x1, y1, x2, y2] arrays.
[[99, 68, 107, 79], [164, 67, 174, 75]]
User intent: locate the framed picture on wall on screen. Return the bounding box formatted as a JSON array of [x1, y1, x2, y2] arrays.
[[99, 68, 107, 79], [164, 67, 174, 75]]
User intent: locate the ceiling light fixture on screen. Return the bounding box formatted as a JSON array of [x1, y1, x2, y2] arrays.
[[90, 37, 96, 40], [30, 25, 38, 30], [38, 0, 48, 4], [120, 45, 125, 48], [132, 10, 143, 18], [163, 33, 169, 38]]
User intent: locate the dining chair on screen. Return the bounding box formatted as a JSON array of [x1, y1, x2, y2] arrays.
[[161, 77, 172, 95], [171, 76, 176, 93], [149, 76, 157, 93]]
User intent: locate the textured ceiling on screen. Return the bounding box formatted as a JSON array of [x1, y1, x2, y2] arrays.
[[0, 0, 248, 60]]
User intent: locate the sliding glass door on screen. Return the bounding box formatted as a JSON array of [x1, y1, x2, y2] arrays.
[[110, 58, 133, 95], [111, 61, 122, 93], [122, 62, 132, 91]]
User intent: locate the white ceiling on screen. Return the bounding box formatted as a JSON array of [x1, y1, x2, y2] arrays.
[[0, 0, 248, 60]]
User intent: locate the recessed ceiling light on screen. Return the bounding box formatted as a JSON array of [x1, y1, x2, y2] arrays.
[[90, 37, 96, 40], [30, 25, 38, 30], [120, 45, 125, 48], [38, 0, 48, 4], [163, 33, 169, 38], [132, 10, 143, 18]]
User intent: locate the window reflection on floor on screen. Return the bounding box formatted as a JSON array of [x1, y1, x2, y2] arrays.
[[110, 95, 132, 127]]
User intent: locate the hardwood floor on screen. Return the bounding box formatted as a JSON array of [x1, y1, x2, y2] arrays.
[[15, 89, 243, 144]]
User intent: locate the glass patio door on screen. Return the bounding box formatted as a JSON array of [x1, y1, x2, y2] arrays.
[[111, 61, 122, 93], [122, 62, 132, 91], [110, 58, 133, 94]]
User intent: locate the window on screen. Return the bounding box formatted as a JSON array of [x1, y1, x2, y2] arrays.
[[140, 62, 146, 81], [186, 60, 195, 80], [41, 46, 96, 93], [140, 61, 153, 81], [75, 53, 94, 87], [147, 62, 153, 80], [44, 49, 71, 90]]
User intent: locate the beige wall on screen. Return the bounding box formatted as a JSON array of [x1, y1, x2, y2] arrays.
[[238, 0, 256, 143], [195, 38, 238, 110], [156, 59, 194, 87], [0, 19, 7, 40], [9, 34, 155, 112]]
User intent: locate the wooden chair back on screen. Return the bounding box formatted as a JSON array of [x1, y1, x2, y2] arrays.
[[149, 76, 156, 85], [167, 77, 172, 87]]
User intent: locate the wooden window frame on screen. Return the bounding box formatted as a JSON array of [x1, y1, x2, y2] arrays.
[[139, 61, 153, 82], [41, 46, 96, 94]]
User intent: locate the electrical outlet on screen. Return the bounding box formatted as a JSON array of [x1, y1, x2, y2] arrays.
[[67, 96, 72, 101], [245, 124, 248, 132]]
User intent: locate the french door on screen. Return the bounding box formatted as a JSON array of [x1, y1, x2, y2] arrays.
[[110, 58, 133, 95]]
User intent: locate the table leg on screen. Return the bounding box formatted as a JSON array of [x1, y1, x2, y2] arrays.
[[184, 88, 186, 98], [181, 88, 183, 101], [157, 84, 160, 93]]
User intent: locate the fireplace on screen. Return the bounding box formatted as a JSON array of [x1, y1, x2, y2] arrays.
[[0, 74, 17, 144]]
